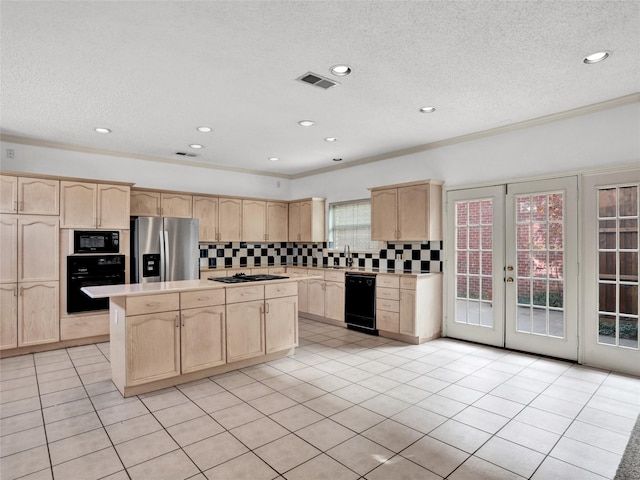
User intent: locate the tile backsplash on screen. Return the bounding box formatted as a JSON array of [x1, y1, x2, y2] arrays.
[[199, 241, 443, 273]]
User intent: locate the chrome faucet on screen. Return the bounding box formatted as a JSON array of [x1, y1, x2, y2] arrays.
[[344, 244, 353, 268]]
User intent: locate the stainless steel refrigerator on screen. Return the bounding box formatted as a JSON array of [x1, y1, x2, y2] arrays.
[[131, 217, 200, 284]]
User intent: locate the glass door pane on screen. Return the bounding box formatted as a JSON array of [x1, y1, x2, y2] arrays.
[[505, 177, 578, 361], [445, 186, 505, 347]]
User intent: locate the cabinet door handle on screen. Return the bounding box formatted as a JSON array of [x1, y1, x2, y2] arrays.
[[181, 314, 185, 327], [147, 302, 159, 307], [197, 296, 209, 301], [176, 314, 180, 328], [265, 302, 269, 313], [19, 286, 23, 296], [157, 207, 161, 215], [14, 200, 18, 212], [19, 201, 24, 211], [13, 287, 18, 296]]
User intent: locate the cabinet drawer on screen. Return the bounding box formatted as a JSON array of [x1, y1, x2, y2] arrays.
[[400, 276, 417, 289], [324, 270, 345, 282], [127, 293, 179, 316], [376, 310, 399, 333], [265, 282, 297, 299], [376, 286, 399, 301], [377, 298, 399, 313], [226, 285, 264, 304], [377, 274, 399, 288], [181, 289, 225, 309]]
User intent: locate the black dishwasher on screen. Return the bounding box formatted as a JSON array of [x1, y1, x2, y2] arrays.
[[345, 273, 377, 333]]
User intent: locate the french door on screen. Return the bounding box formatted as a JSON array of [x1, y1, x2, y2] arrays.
[[446, 177, 578, 361], [583, 170, 639, 375]]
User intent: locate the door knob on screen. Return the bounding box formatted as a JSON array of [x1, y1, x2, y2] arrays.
[[506, 277, 514, 283], [507, 266, 514, 271]]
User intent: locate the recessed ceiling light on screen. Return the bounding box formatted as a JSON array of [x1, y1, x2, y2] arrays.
[[94, 127, 111, 133], [268, 157, 280, 162], [333, 158, 342, 162], [419, 106, 436, 113], [325, 137, 338, 142], [196, 126, 212, 132], [583, 51, 610, 64], [330, 65, 351, 76], [189, 144, 203, 149], [298, 120, 315, 127]]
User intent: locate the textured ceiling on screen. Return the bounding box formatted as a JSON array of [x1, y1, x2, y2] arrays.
[[1, 1, 639, 177]]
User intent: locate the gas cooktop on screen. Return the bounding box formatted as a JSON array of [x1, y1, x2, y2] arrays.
[[208, 273, 289, 284]]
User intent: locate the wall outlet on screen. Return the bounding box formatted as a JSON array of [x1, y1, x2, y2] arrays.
[[396, 253, 404, 261], [6, 149, 15, 159]]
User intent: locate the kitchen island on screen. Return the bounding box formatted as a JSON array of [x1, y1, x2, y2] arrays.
[[83, 276, 319, 397]]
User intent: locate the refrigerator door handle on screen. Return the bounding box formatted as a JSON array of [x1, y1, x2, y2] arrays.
[[159, 229, 166, 282], [163, 230, 170, 282]]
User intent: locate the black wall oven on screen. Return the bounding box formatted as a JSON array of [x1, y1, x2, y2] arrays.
[[67, 254, 125, 314]]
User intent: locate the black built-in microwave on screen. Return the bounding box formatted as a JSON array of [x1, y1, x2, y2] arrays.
[[74, 230, 120, 254]]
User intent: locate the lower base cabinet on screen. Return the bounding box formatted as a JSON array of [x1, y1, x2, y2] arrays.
[[19, 281, 59, 347], [226, 299, 265, 363], [181, 305, 226, 373], [265, 285, 298, 353], [126, 310, 181, 386], [0, 284, 18, 349]]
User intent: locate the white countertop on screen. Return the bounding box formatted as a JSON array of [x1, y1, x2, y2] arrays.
[[82, 276, 320, 299]]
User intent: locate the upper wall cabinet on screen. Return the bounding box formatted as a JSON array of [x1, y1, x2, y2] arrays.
[[370, 179, 443, 241], [0, 175, 59, 215], [242, 200, 289, 242], [130, 189, 192, 218], [288, 198, 325, 243], [193, 195, 219, 242], [218, 197, 242, 242], [61, 181, 130, 229]]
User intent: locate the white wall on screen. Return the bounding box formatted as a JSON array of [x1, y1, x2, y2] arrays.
[[1, 101, 638, 202], [290, 102, 640, 204], [0, 142, 291, 200]]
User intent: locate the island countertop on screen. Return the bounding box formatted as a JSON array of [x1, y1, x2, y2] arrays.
[[82, 275, 322, 299]]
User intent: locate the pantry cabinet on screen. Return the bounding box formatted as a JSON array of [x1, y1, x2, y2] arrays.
[[0, 176, 59, 215], [288, 198, 325, 243], [0, 284, 18, 349], [370, 179, 443, 241], [18, 216, 59, 282], [61, 181, 130, 228]]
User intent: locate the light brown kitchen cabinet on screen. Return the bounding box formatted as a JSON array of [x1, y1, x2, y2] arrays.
[[129, 190, 191, 218], [242, 200, 266, 241], [306, 278, 325, 317], [370, 180, 443, 241], [1, 176, 59, 215], [0, 284, 18, 349], [130, 190, 161, 216], [264, 282, 298, 353], [286, 267, 309, 313], [161, 193, 192, 218], [61, 181, 130, 228], [226, 299, 265, 362], [288, 198, 325, 243], [18, 281, 59, 347], [1, 211, 59, 350], [180, 289, 226, 373], [242, 200, 289, 242], [126, 310, 181, 386], [18, 216, 59, 283], [324, 281, 345, 322], [267, 202, 288, 242], [0, 215, 18, 283], [218, 197, 242, 242], [193, 195, 219, 242]]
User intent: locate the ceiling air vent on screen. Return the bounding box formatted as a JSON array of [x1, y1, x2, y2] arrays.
[[296, 72, 340, 90], [174, 152, 198, 157]]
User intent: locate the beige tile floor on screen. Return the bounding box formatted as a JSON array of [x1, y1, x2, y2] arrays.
[[1, 318, 639, 480]]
